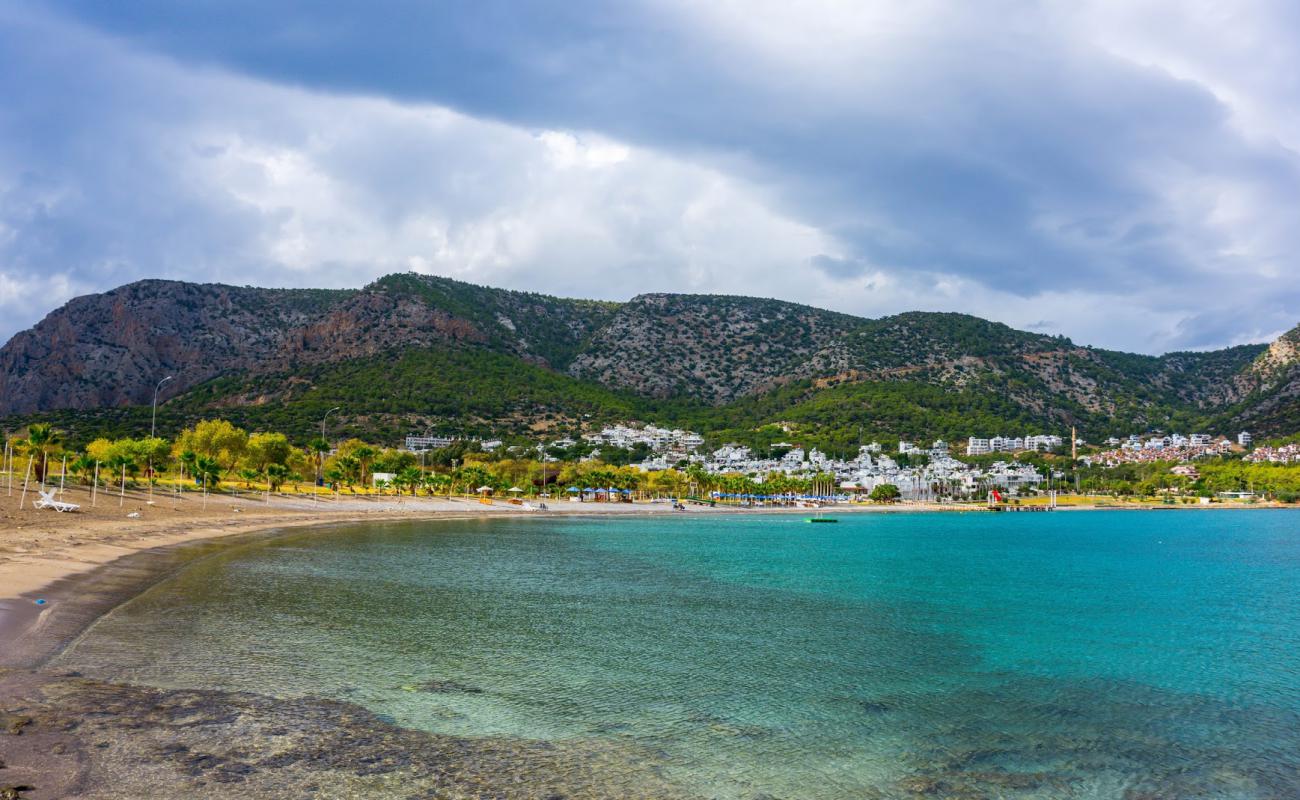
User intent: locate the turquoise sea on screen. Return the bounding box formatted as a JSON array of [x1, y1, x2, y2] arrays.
[[56, 511, 1300, 798]]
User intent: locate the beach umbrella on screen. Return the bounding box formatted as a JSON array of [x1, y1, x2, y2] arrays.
[[508, 487, 524, 493], [567, 487, 580, 493], [476, 485, 493, 493]]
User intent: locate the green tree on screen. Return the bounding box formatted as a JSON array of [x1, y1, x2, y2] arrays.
[[22, 423, 62, 483], [423, 471, 452, 497], [265, 463, 290, 491], [246, 432, 293, 471], [869, 484, 902, 503], [175, 420, 248, 471], [351, 445, 377, 485], [105, 451, 139, 488], [394, 466, 424, 496], [308, 437, 331, 483], [194, 456, 224, 489]]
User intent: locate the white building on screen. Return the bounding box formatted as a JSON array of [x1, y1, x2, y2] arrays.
[[1238, 431, 1253, 447], [404, 435, 460, 452], [1024, 434, 1063, 452]]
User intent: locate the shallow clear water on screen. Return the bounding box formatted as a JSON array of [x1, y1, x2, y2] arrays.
[[57, 511, 1300, 798]]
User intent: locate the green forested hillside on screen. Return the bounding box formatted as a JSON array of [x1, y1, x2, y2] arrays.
[[1, 272, 1294, 445], [11, 345, 1275, 452]]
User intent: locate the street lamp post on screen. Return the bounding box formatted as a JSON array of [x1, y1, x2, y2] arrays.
[[318, 407, 340, 484], [151, 376, 173, 439], [419, 427, 435, 470], [149, 375, 174, 501]]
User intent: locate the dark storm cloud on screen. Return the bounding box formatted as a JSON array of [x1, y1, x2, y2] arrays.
[[3, 0, 1299, 351]]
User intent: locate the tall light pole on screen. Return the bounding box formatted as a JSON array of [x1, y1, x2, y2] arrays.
[[151, 375, 173, 439], [318, 407, 340, 484], [419, 426, 436, 470]]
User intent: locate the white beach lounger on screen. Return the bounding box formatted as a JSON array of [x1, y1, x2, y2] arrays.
[[34, 489, 80, 513]]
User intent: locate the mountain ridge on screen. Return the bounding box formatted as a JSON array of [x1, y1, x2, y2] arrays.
[[1, 273, 1295, 443]]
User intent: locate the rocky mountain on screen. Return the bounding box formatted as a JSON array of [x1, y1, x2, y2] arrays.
[[0, 273, 1294, 443], [567, 293, 861, 403], [1205, 325, 1300, 435], [0, 274, 612, 416]]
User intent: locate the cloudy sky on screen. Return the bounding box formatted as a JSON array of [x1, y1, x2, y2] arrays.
[[1, 1, 1298, 353]]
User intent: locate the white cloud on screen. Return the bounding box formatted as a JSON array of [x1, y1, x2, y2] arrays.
[[0, 9, 847, 338], [2, 0, 1299, 354]]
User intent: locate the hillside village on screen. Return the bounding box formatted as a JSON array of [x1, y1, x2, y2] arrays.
[[408, 425, 1045, 499], [405, 421, 1271, 501]]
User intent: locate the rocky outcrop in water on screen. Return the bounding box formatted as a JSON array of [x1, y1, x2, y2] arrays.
[[0, 669, 688, 800]]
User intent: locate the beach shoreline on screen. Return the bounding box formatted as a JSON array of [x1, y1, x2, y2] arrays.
[[2, 483, 1290, 613], [3, 484, 1290, 669]]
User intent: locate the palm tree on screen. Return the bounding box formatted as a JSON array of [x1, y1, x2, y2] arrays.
[[195, 456, 223, 489], [23, 424, 61, 484], [266, 464, 290, 492], [455, 465, 493, 496], [395, 466, 423, 496], [69, 455, 98, 485], [352, 445, 377, 486], [336, 455, 361, 489], [324, 466, 344, 489], [423, 472, 452, 498], [106, 452, 139, 489], [308, 437, 330, 484]]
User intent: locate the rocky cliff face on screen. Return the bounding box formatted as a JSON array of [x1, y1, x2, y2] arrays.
[[0, 281, 348, 415], [1210, 323, 1300, 432], [1248, 324, 1300, 382], [0, 275, 609, 416], [566, 293, 860, 403]]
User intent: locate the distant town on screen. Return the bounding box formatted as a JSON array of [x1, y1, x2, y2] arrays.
[[401, 423, 1292, 502]]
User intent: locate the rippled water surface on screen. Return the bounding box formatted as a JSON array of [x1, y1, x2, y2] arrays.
[[58, 511, 1300, 798]]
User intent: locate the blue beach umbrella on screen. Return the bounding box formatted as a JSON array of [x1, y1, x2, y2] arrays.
[[566, 487, 580, 493]]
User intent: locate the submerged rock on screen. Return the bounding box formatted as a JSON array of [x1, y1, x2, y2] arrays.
[[0, 670, 690, 799], [0, 714, 31, 735], [412, 680, 484, 694]]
